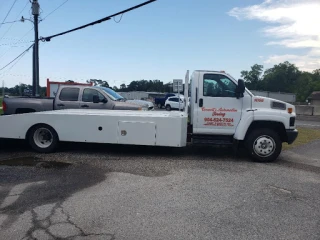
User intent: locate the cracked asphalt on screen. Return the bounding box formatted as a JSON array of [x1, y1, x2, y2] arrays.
[[0, 140, 319, 240]]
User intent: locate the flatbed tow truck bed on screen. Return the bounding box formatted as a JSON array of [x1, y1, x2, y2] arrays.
[[0, 70, 298, 163], [0, 109, 188, 148]]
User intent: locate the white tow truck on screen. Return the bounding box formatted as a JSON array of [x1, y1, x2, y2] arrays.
[[0, 70, 298, 162]]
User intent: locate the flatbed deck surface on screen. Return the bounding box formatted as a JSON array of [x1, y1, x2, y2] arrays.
[[33, 109, 187, 118], [0, 109, 188, 147]]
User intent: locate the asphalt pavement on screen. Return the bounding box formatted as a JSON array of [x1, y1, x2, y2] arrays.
[[0, 140, 319, 240], [296, 120, 320, 128]]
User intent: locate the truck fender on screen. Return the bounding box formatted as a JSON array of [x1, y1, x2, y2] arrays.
[[238, 120, 287, 143], [234, 111, 288, 142], [234, 112, 254, 140]]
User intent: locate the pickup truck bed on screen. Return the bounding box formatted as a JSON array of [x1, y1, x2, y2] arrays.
[[3, 96, 54, 114]]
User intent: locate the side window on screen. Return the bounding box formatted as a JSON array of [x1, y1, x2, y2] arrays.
[[203, 74, 223, 97], [219, 75, 237, 97], [82, 89, 105, 102], [203, 74, 237, 97], [59, 88, 79, 101], [170, 97, 179, 102]]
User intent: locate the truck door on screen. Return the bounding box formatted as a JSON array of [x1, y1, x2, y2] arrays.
[[80, 88, 112, 109], [194, 73, 243, 135], [55, 87, 80, 109]]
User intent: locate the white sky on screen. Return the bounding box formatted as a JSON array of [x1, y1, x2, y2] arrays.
[[228, 0, 320, 72]]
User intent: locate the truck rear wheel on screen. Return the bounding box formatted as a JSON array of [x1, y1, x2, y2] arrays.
[[28, 124, 59, 153], [245, 128, 282, 162]]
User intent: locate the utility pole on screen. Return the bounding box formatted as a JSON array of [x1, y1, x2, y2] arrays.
[[32, 0, 40, 96]]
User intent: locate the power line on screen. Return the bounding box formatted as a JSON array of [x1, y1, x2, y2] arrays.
[[0, 0, 67, 59], [0, 0, 19, 31], [0, 20, 20, 25], [41, 0, 157, 42], [0, 43, 34, 71], [40, 0, 69, 22], [0, 28, 33, 60], [113, 14, 124, 23], [0, 0, 30, 40]]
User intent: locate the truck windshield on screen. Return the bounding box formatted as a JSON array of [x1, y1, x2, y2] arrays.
[[95, 87, 124, 101]]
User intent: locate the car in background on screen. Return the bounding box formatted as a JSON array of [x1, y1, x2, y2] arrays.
[[154, 93, 176, 109], [165, 96, 185, 111]]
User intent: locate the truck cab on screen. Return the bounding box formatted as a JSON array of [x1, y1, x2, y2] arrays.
[[188, 70, 298, 162]]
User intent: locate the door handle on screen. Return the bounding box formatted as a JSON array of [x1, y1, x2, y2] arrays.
[[195, 87, 198, 103], [199, 98, 203, 107], [57, 103, 64, 107], [81, 105, 89, 108]]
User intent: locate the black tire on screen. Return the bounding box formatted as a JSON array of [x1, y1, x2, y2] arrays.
[[245, 128, 282, 163], [28, 124, 59, 153], [157, 103, 162, 109], [166, 105, 171, 111]]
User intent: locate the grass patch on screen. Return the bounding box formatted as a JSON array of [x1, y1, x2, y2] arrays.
[[283, 127, 320, 150]]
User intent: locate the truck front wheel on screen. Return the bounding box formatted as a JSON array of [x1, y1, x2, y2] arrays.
[[28, 124, 59, 153], [245, 128, 282, 162]]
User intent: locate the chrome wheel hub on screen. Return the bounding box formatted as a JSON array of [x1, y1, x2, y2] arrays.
[[253, 135, 276, 157]]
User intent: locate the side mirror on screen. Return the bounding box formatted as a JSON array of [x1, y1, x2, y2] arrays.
[[235, 79, 245, 98], [92, 95, 100, 103]]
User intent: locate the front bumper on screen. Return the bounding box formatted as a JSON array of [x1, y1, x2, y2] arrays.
[[286, 129, 298, 144]]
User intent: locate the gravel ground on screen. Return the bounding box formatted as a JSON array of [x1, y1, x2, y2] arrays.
[[0, 140, 319, 240]]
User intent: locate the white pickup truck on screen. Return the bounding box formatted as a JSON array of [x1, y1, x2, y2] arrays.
[[0, 70, 298, 162]]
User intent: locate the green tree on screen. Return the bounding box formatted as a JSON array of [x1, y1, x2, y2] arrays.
[[294, 72, 313, 101], [263, 61, 300, 93], [240, 64, 264, 90], [120, 83, 127, 91]]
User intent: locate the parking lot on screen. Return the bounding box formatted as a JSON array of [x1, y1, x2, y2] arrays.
[[0, 136, 319, 240]]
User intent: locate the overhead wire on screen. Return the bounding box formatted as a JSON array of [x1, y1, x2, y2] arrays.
[[0, 20, 21, 25], [41, 0, 157, 42], [113, 14, 124, 23], [40, 0, 69, 22], [0, 0, 30, 40], [0, 0, 69, 60], [0, 28, 33, 60], [0, 43, 34, 71], [0, 0, 19, 31]]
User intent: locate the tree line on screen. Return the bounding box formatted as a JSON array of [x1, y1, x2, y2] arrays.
[[86, 79, 173, 93], [2, 61, 320, 102], [241, 61, 320, 102]]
